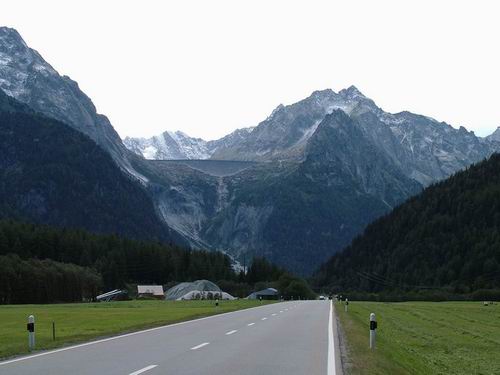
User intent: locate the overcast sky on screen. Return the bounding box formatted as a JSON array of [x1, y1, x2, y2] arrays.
[[2, 0, 499, 140]]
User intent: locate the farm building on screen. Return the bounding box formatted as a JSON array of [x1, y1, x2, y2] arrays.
[[137, 285, 164, 299], [165, 280, 235, 301]]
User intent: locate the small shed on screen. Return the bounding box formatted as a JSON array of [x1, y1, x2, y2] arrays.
[[96, 289, 128, 302], [247, 287, 279, 300], [137, 285, 164, 299]]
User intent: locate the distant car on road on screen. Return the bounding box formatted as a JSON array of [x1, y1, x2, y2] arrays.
[[318, 295, 326, 300]]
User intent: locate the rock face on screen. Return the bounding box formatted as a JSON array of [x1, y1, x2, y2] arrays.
[[0, 27, 142, 180], [124, 131, 212, 160], [124, 127, 255, 160], [2, 26, 500, 274]]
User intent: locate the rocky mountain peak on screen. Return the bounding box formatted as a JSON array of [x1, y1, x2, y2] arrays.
[[0, 26, 143, 181], [338, 85, 365, 99], [0, 26, 26, 46], [0, 27, 58, 98], [486, 126, 500, 142]]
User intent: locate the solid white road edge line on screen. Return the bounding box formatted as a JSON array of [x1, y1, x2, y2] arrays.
[[328, 300, 336, 375], [129, 364, 158, 375], [190, 342, 210, 350], [0, 302, 285, 366], [225, 330, 237, 335]]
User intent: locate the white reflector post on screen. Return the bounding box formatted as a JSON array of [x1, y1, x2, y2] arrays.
[[370, 313, 377, 349], [27, 315, 35, 350]]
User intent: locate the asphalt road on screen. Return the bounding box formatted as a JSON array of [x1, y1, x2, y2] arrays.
[[0, 300, 341, 375]]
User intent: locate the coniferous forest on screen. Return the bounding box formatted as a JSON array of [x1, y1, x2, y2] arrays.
[[314, 154, 500, 300], [0, 220, 314, 304]]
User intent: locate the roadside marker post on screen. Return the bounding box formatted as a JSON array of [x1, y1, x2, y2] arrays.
[[215, 298, 219, 310], [27, 315, 35, 350], [370, 313, 377, 350], [345, 298, 349, 312], [52, 321, 56, 341]]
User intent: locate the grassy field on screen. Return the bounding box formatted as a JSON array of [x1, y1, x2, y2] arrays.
[[336, 301, 500, 375], [0, 299, 271, 359]]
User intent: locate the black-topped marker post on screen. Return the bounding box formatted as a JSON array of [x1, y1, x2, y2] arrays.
[[27, 315, 35, 350], [370, 313, 377, 349]]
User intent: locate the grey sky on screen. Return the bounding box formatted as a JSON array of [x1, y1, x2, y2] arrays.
[[1, 0, 499, 140]]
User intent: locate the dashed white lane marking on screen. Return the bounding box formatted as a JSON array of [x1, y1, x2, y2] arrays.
[[272, 313, 277, 316], [191, 342, 210, 350], [279, 310, 283, 313], [0, 302, 280, 366], [129, 365, 158, 375], [261, 317, 267, 321], [247, 323, 255, 326], [225, 330, 238, 335]]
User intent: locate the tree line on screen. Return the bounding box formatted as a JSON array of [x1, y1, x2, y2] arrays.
[[0, 254, 100, 304], [0, 220, 314, 303]]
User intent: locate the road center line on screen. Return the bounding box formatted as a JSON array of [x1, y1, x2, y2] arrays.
[[129, 365, 158, 375], [247, 322, 255, 326], [225, 330, 238, 335], [0, 302, 286, 367], [190, 342, 210, 350]]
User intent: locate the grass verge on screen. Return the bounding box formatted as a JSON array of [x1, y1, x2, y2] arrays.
[[0, 299, 272, 359], [336, 301, 500, 375]]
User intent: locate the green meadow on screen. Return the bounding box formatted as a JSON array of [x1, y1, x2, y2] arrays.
[[336, 301, 500, 375], [0, 299, 271, 359]]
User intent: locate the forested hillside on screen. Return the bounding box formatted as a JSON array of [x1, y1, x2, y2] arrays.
[[314, 154, 500, 297], [0, 89, 172, 241]]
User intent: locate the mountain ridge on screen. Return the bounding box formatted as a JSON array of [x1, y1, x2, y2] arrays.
[[124, 86, 499, 186], [2, 25, 500, 274]]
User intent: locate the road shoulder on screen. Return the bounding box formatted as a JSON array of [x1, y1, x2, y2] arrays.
[[332, 303, 347, 375]]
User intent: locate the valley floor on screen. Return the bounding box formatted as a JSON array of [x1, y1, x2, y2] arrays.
[[0, 300, 272, 359], [336, 301, 500, 374]]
